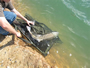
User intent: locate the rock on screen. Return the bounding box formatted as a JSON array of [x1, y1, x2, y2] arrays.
[[0, 35, 51, 68], [7, 66, 10, 68]]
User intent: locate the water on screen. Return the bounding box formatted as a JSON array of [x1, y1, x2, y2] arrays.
[[15, 0, 90, 68]]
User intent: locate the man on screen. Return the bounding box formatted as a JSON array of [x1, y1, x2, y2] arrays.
[[0, 0, 34, 37]]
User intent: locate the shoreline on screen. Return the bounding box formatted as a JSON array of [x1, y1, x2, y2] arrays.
[[11, 0, 60, 68], [0, 0, 59, 68], [0, 0, 52, 68], [0, 34, 51, 68]]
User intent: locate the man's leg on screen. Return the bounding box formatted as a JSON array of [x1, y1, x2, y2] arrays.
[[0, 11, 17, 35]]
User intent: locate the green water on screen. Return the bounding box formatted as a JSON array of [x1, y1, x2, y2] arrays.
[[16, 0, 90, 68]]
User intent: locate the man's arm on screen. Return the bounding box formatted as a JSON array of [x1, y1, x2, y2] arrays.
[[0, 17, 21, 37], [11, 8, 34, 26]]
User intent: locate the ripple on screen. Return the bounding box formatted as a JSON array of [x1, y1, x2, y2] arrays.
[[81, 0, 90, 8], [67, 27, 75, 34], [44, 10, 53, 14], [62, 0, 90, 26], [70, 42, 76, 47], [45, 5, 55, 11]]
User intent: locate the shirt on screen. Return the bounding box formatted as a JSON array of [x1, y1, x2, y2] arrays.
[[0, 1, 14, 17]]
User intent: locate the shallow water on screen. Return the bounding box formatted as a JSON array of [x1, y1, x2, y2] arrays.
[[14, 0, 90, 68]]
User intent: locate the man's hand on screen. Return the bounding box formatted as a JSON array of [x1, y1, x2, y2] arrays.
[[16, 32, 22, 37], [26, 20, 35, 26], [11, 9, 35, 26]]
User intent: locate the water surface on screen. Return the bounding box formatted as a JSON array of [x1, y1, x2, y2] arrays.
[[15, 0, 90, 68]]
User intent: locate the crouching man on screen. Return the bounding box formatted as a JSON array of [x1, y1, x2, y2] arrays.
[[0, 0, 34, 37]]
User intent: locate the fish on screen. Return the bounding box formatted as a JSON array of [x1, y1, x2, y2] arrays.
[[26, 26, 59, 42]]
